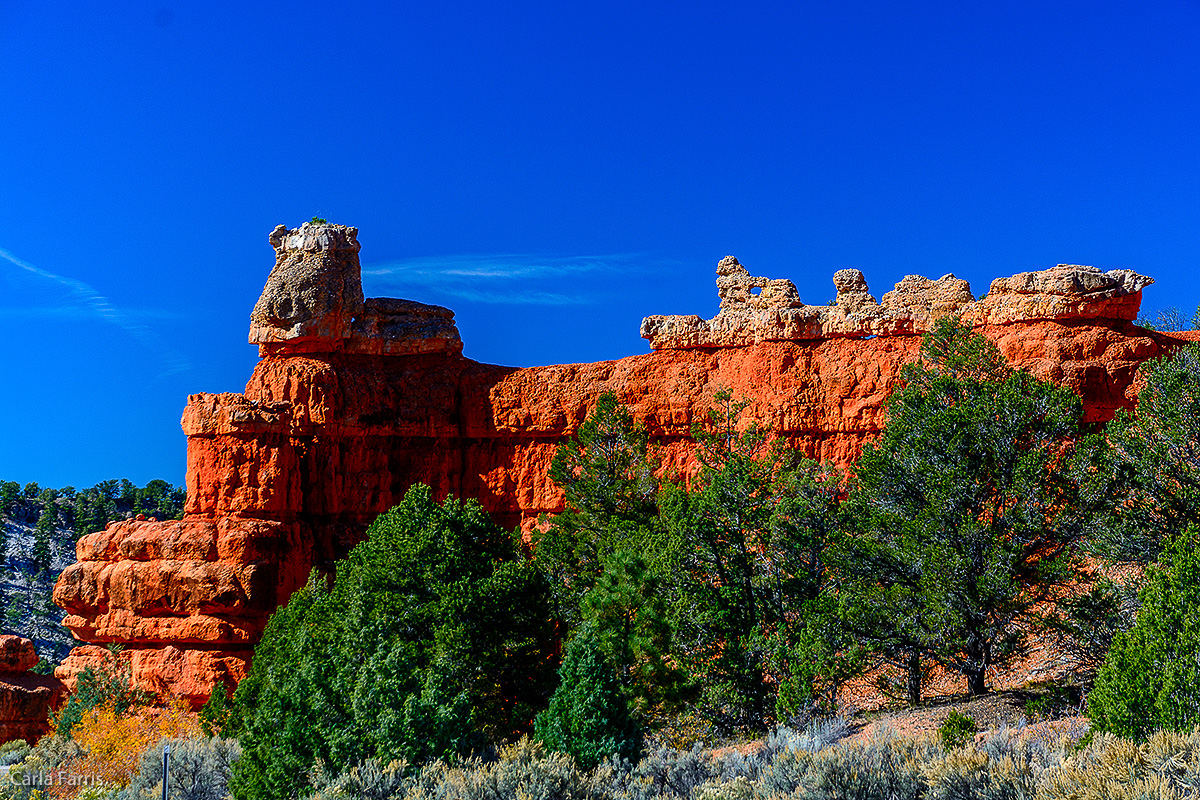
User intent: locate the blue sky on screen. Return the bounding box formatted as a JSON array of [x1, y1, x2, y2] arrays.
[[1, 0, 1197, 488]]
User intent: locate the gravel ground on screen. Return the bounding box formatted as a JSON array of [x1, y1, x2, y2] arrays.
[[843, 690, 1089, 744]]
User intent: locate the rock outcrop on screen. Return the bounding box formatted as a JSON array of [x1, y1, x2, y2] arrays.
[[53, 228, 1185, 704], [0, 636, 65, 743], [642, 258, 1154, 348]]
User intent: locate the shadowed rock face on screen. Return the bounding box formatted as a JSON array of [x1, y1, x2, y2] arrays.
[[53, 228, 1184, 704], [0, 636, 65, 744]]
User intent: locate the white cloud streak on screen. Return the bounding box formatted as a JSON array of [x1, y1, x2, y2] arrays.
[[362, 252, 661, 305], [0, 247, 191, 380]]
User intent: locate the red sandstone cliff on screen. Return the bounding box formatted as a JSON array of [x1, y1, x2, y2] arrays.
[[52, 223, 1191, 704]]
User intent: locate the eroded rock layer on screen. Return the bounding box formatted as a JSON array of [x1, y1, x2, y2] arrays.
[[0, 636, 65, 744], [53, 228, 1188, 704]]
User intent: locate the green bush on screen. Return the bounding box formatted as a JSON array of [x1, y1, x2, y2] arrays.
[[938, 711, 978, 749], [536, 623, 643, 770], [231, 485, 556, 800], [53, 645, 148, 738], [1089, 526, 1200, 739]]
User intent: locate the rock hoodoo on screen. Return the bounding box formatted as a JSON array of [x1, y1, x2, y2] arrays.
[[0, 636, 65, 743], [52, 225, 1185, 703], [642, 258, 1154, 348]]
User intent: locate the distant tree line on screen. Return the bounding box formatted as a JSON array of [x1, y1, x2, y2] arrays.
[[0, 477, 185, 662]]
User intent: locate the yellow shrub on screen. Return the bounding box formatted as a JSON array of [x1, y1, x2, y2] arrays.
[[52, 697, 198, 798]]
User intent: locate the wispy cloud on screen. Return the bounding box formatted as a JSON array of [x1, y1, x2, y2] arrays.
[[363, 252, 664, 305], [0, 247, 191, 380]]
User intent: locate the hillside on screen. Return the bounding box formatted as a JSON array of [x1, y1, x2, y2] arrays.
[[0, 480, 184, 662]]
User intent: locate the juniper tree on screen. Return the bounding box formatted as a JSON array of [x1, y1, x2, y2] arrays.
[[1089, 526, 1200, 739], [841, 316, 1104, 697], [231, 486, 555, 800], [1101, 342, 1200, 564], [535, 622, 643, 769], [659, 390, 847, 731]]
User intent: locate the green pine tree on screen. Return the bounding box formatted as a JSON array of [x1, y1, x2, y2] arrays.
[[533, 391, 660, 629], [659, 389, 846, 731], [0, 481, 19, 516], [32, 490, 58, 576], [1102, 343, 1200, 564], [579, 549, 691, 719]]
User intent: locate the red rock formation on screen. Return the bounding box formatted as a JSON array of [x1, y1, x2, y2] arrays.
[[52, 225, 1191, 704], [0, 636, 65, 743]]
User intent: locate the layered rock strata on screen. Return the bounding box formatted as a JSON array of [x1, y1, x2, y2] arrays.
[[0, 636, 65, 743], [53, 228, 1185, 703]]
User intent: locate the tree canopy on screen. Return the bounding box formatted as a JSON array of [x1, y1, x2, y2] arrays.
[[841, 316, 1103, 696], [232, 485, 555, 800]]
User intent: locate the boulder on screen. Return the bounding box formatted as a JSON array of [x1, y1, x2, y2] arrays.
[[0, 636, 65, 744]]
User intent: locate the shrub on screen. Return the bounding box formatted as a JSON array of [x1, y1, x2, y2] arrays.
[[65, 697, 198, 793], [1089, 526, 1200, 739], [787, 731, 935, 800], [923, 735, 1048, 800], [399, 738, 606, 800], [1038, 727, 1200, 799], [608, 742, 717, 799], [0, 740, 29, 766], [309, 757, 411, 800], [128, 736, 242, 800], [536, 623, 643, 770], [938, 711, 978, 749], [54, 646, 149, 738]]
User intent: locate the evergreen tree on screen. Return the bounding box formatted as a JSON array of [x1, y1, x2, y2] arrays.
[[579, 549, 691, 718], [199, 680, 235, 737], [659, 390, 845, 732], [1088, 526, 1200, 739], [0, 481, 19, 516], [232, 485, 555, 800], [533, 391, 659, 628], [841, 317, 1104, 697], [535, 622, 643, 770], [32, 489, 58, 575], [73, 480, 119, 539], [1102, 343, 1200, 564], [135, 478, 186, 519]]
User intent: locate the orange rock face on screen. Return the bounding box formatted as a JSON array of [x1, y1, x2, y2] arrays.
[[52, 226, 1194, 704], [0, 636, 65, 743]]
